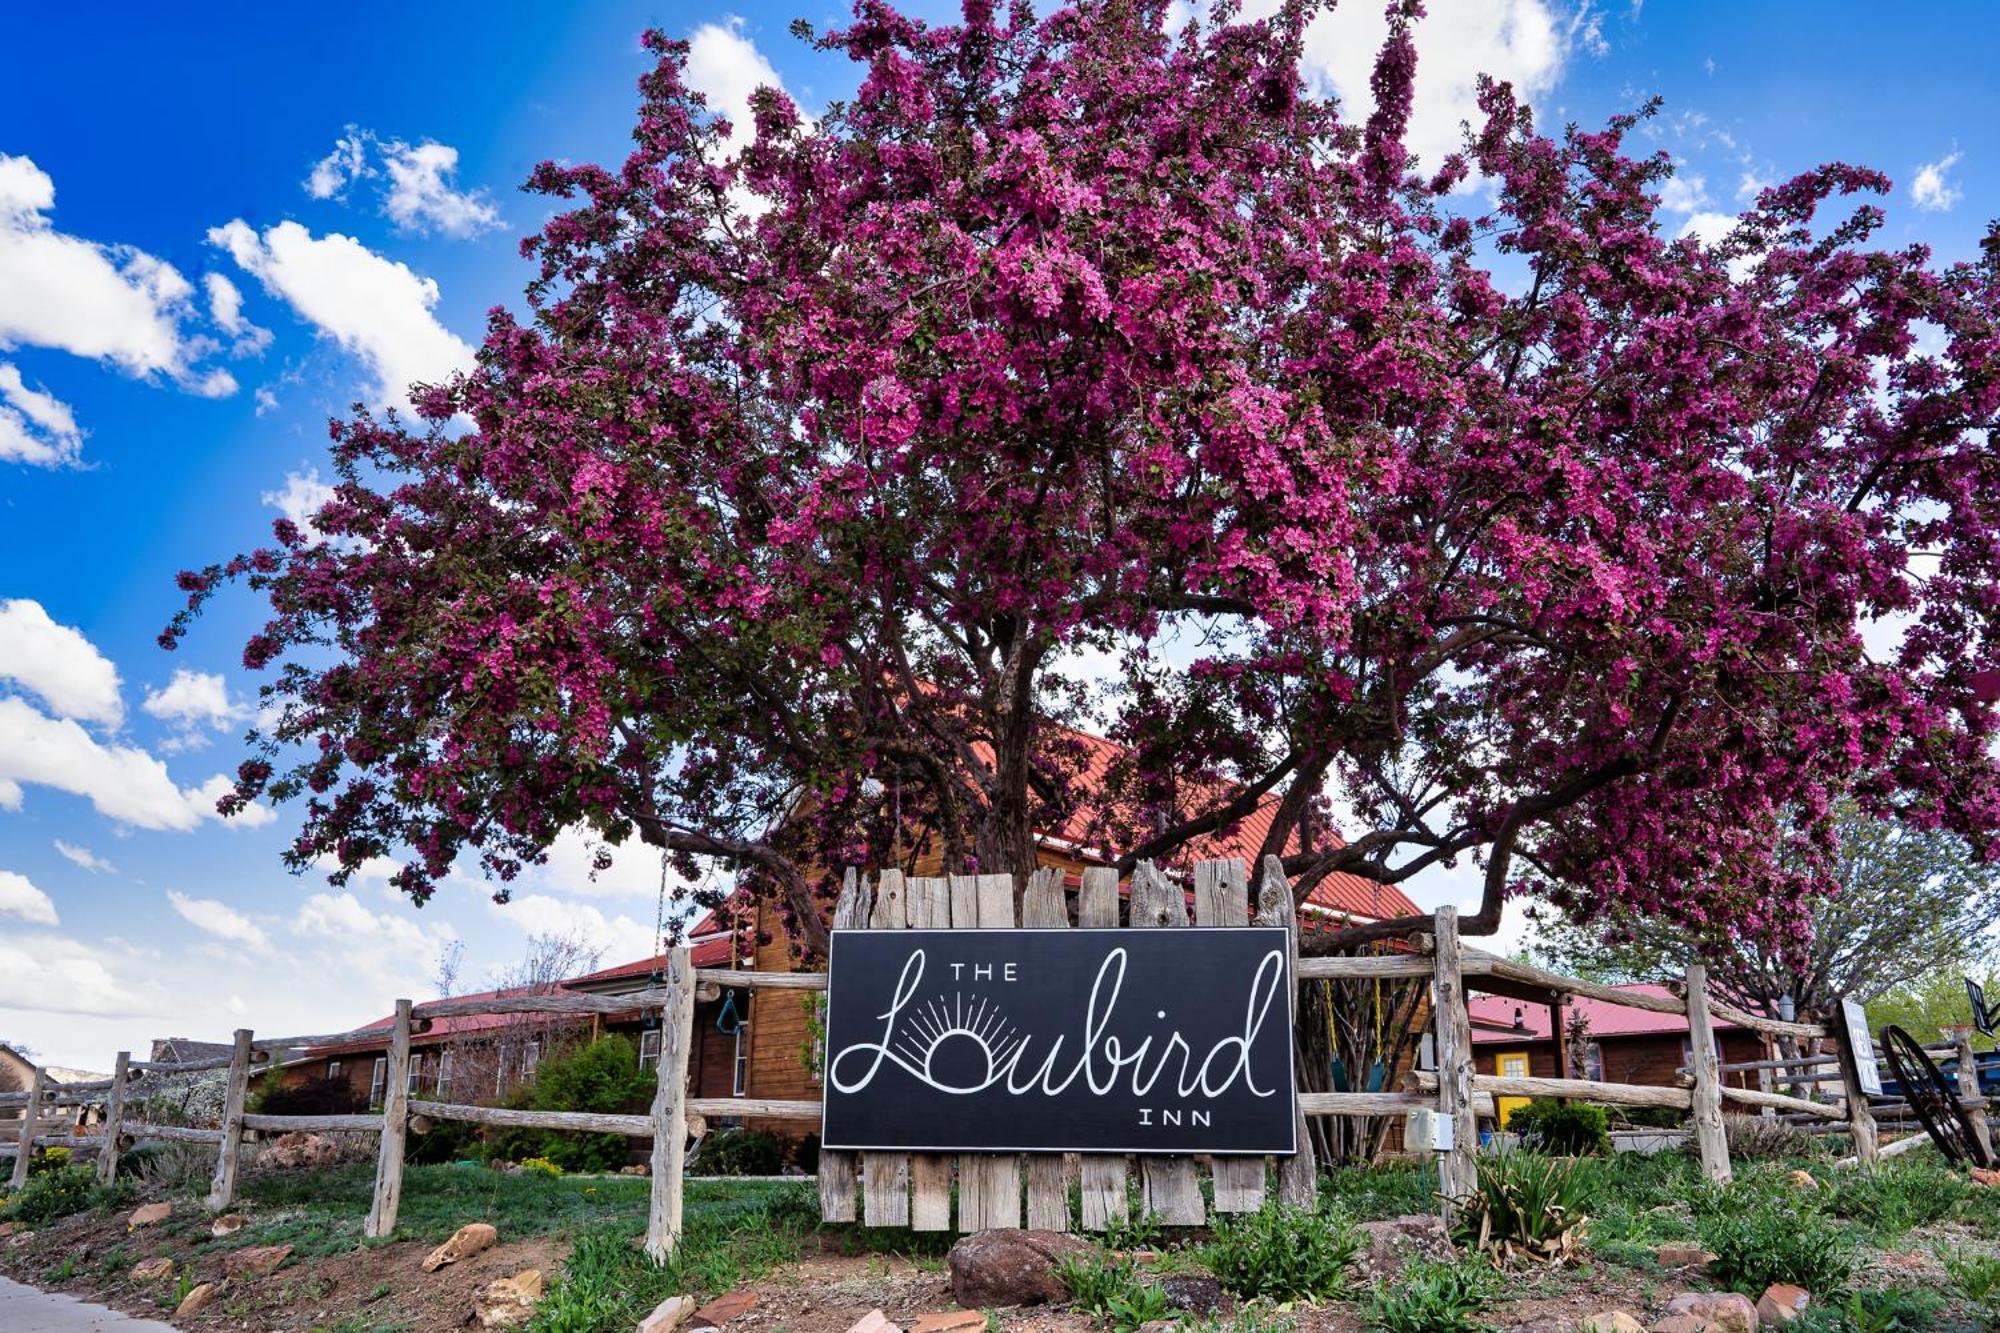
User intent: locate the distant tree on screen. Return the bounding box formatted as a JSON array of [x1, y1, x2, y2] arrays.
[[1529, 804, 2000, 1023], [167, 0, 2000, 956], [1868, 965, 2000, 1046], [431, 939, 465, 999], [1, 1038, 36, 1061], [490, 932, 606, 995]]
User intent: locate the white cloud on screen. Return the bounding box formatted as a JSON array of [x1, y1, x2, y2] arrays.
[[0, 933, 146, 1017], [0, 870, 58, 926], [686, 19, 790, 157], [167, 889, 269, 951], [305, 130, 370, 200], [143, 667, 249, 741], [293, 891, 456, 997], [204, 272, 272, 357], [53, 840, 115, 874], [0, 362, 85, 468], [209, 219, 474, 411], [0, 697, 265, 831], [488, 892, 651, 959], [0, 153, 235, 393], [0, 598, 123, 726], [511, 825, 691, 900], [262, 467, 337, 534], [1657, 165, 1708, 214], [254, 386, 280, 416], [379, 140, 502, 239], [1912, 151, 1962, 213], [1297, 0, 1566, 181]]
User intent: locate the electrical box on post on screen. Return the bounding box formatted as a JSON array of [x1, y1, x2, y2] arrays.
[[1405, 1108, 1454, 1153]]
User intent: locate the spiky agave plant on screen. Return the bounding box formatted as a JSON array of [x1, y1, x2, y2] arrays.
[[1454, 1150, 1593, 1265]]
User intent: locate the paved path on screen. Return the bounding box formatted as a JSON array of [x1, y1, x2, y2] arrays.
[[0, 1276, 176, 1330]]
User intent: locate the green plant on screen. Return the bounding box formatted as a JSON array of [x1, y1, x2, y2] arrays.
[[1454, 1151, 1592, 1264], [250, 1075, 365, 1117], [1057, 1252, 1137, 1318], [1796, 1287, 1944, 1333], [1106, 1283, 1173, 1331], [1101, 1205, 1164, 1251], [1940, 1244, 2000, 1313], [1696, 1189, 1856, 1295], [690, 1128, 785, 1176], [1505, 1100, 1612, 1156], [1199, 1200, 1361, 1300], [488, 1036, 655, 1173], [1363, 1258, 1492, 1332], [1820, 1159, 1969, 1238], [134, 1141, 215, 1195], [1, 1163, 97, 1225], [518, 1157, 563, 1178], [1717, 1113, 1823, 1161]]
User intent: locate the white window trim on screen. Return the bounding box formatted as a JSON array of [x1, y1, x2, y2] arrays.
[[639, 1028, 662, 1069], [369, 1057, 386, 1108]]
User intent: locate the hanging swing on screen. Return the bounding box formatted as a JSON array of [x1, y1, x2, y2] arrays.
[[715, 988, 745, 1036]]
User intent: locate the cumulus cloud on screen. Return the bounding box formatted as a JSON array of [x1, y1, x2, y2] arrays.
[[0, 869, 58, 926], [208, 219, 475, 412], [262, 467, 337, 535], [294, 891, 457, 997], [1657, 164, 1709, 214], [204, 272, 272, 357], [686, 19, 791, 157], [0, 363, 84, 468], [143, 667, 249, 748], [167, 889, 269, 951], [0, 697, 267, 831], [1912, 151, 1962, 212], [0, 153, 237, 394], [0, 598, 123, 726], [53, 840, 115, 874], [0, 933, 146, 1017], [305, 130, 370, 200], [303, 129, 502, 239], [509, 825, 697, 900], [488, 892, 652, 959]]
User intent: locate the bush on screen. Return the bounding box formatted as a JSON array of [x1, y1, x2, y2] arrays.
[[1819, 1159, 1970, 1238], [1199, 1201, 1362, 1300], [1939, 1245, 2000, 1317], [1, 1164, 101, 1226], [251, 1076, 364, 1117], [1506, 1100, 1612, 1156], [1717, 1113, 1822, 1161], [519, 1157, 563, 1178], [1362, 1257, 1493, 1333], [1455, 1150, 1592, 1264], [486, 1036, 654, 1173], [1695, 1188, 1857, 1295], [1795, 1287, 1945, 1333], [691, 1128, 785, 1177], [405, 1116, 483, 1166], [1611, 1105, 1687, 1130]]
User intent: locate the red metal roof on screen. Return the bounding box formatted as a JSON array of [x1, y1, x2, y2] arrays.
[[563, 932, 740, 988], [1468, 984, 1741, 1043]]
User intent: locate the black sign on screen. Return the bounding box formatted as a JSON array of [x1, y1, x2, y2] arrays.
[[1970, 977, 1995, 1037], [821, 928, 1296, 1155]]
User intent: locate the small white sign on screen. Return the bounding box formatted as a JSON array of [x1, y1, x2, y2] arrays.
[[1842, 998, 1883, 1097]]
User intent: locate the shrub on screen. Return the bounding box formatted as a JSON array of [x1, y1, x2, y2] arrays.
[[1058, 1251, 1137, 1317], [519, 1156, 563, 1178], [1362, 1257, 1493, 1333], [1795, 1287, 1945, 1333], [1820, 1159, 1969, 1237], [1611, 1105, 1687, 1130], [1199, 1201, 1362, 1300], [1506, 1100, 1612, 1156], [1717, 1113, 1822, 1161], [487, 1036, 654, 1173], [1454, 1151, 1592, 1264], [251, 1076, 364, 1117], [691, 1128, 785, 1177], [133, 1141, 215, 1195], [405, 1116, 484, 1166], [1696, 1189, 1856, 1295], [1939, 1245, 2000, 1318], [2, 1164, 98, 1226]]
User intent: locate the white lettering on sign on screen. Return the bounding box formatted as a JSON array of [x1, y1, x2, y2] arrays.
[[827, 946, 1286, 1101]]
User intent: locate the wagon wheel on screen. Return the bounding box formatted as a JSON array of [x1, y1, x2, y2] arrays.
[[1879, 1024, 1993, 1169]]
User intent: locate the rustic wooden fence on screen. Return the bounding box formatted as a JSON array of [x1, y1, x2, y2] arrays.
[[7, 853, 1985, 1261]]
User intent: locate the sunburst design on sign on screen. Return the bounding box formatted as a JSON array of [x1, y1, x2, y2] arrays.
[[895, 992, 1025, 1092]]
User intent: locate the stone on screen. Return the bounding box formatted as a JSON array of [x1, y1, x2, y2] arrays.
[[1647, 1319, 1707, 1333], [1360, 1214, 1457, 1279], [175, 1282, 221, 1317], [1786, 1169, 1819, 1192], [639, 1295, 699, 1333], [1137, 1323, 1176, 1333], [128, 1202, 171, 1227], [1972, 1166, 2000, 1188], [848, 1312, 901, 1333], [1158, 1274, 1226, 1315], [693, 1289, 759, 1325], [1655, 1244, 1710, 1267], [909, 1315, 986, 1333], [1581, 1316, 1645, 1333], [0, 1222, 13, 1238], [423, 1222, 499, 1273], [621, 1164, 650, 1176], [947, 1228, 1096, 1308], [1756, 1284, 1809, 1324], [258, 1132, 338, 1170], [222, 1243, 294, 1279], [477, 1269, 545, 1328], [130, 1256, 175, 1281], [1661, 1291, 1759, 1333], [211, 1213, 248, 1237]]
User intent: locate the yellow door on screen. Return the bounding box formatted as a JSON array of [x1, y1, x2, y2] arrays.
[[1495, 1051, 1531, 1128]]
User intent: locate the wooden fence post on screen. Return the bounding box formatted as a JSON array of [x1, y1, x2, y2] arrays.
[[1431, 907, 1478, 1208], [1257, 855, 1317, 1210], [1076, 866, 1130, 1231], [817, 870, 871, 1224], [1684, 965, 1732, 1185], [9, 1066, 47, 1190], [1201, 859, 1263, 1215], [1955, 1028, 1993, 1163], [907, 874, 956, 1231], [862, 869, 912, 1229], [1020, 866, 1075, 1231], [365, 1000, 413, 1237], [96, 1051, 130, 1185], [1831, 1005, 1880, 1170], [206, 1028, 254, 1210], [645, 946, 695, 1262]]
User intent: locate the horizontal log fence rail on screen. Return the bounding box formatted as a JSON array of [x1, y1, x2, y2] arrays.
[[4, 855, 1947, 1258]]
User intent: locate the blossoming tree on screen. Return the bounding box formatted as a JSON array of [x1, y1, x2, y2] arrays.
[[167, 0, 2000, 955]]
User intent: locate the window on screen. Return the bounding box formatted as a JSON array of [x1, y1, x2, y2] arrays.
[[407, 1052, 424, 1095], [639, 1028, 662, 1069], [436, 1049, 453, 1099], [523, 1042, 541, 1080], [732, 1023, 748, 1097], [369, 1057, 386, 1108], [1582, 1042, 1604, 1082], [327, 1060, 342, 1082]]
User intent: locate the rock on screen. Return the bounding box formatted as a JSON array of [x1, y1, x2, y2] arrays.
[[175, 1282, 221, 1317], [947, 1228, 1096, 1308], [223, 1243, 294, 1279], [1647, 1319, 1707, 1333], [1359, 1214, 1457, 1280], [129, 1202, 171, 1227], [210, 1213, 248, 1237], [1158, 1274, 1226, 1315], [848, 1312, 901, 1333], [639, 1295, 699, 1333], [909, 1315, 986, 1333], [1660, 1291, 1759, 1333], [258, 1132, 338, 1170], [692, 1289, 759, 1325], [1785, 1169, 1819, 1192], [423, 1222, 499, 1273], [1973, 1166, 2000, 1188], [130, 1256, 175, 1282], [477, 1269, 545, 1328], [1138, 1323, 1176, 1333], [1655, 1244, 1710, 1267], [621, 1164, 650, 1176], [1756, 1285, 1809, 1324], [1581, 1316, 1645, 1333]]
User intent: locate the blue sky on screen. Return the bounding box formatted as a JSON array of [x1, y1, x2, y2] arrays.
[[0, 1, 1991, 1066]]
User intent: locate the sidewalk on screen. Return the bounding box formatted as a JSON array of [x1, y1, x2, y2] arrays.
[[0, 1276, 176, 1331]]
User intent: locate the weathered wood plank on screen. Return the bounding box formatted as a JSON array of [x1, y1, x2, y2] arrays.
[[206, 1028, 254, 1210], [365, 1001, 413, 1237], [1684, 963, 1732, 1184], [1200, 859, 1264, 1215], [1957, 1029, 1994, 1162], [120, 1122, 228, 1144], [862, 870, 911, 1229], [95, 1051, 131, 1185], [905, 874, 955, 1232], [240, 1113, 381, 1133], [1257, 855, 1317, 1210], [1131, 860, 1204, 1227], [1296, 956, 1441, 980], [1298, 1091, 1434, 1115], [1410, 1070, 1694, 1110], [1831, 997, 1880, 1170], [409, 1100, 651, 1134], [1020, 865, 1074, 1231], [9, 1066, 47, 1189], [818, 870, 871, 1224], [685, 1097, 823, 1119], [646, 946, 696, 1261], [1076, 865, 1128, 1232], [1717, 1085, 1846, 1120], [1432, 907, 1478, 1209], [957, 872, 1023, 1232]]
